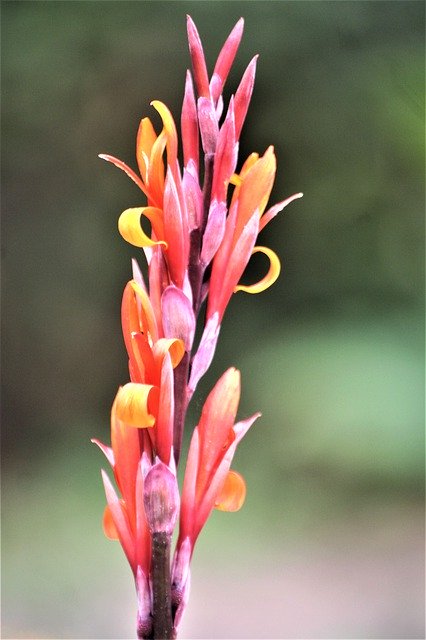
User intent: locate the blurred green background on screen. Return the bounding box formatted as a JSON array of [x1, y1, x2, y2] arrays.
[[2, 1, 424, 638]]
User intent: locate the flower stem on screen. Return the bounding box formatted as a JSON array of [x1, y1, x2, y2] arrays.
[[151, 532, 175, 639]]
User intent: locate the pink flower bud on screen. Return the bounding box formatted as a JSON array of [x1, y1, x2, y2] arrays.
[[200, 200, 227, 267], [181, 71, 199, 173], [186, 15, 210, 98], [234, 55, 258, 139], [143, 460, 180, 535], [182, 165, 203, 231], [161, 285, 195, 352], [163, 168, 189, 288], [187, 312, 221, 399], [210, 17, 244, 103], [197, 97, 219, 155], [211, 98, 238, 204]]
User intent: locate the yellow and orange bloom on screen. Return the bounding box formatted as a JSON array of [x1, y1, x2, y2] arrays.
[[94, 15, 301, 639]]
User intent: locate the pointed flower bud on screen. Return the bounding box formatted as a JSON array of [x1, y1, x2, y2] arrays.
[[210, 18, 244, 103], [186, 15, 210, 98], [187, 312, 221, 399], [181, 71, 199, 172], [143, 460, 180, 535], [161, 285, 196, 351], [200, 200, 227, 268], [234, 55, 258, 139], [197, 97, 219, 154]]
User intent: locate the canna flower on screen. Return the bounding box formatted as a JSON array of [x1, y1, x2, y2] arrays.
[[179, 368, 259, 548], [94, 14, 302, 639], [92, 399, 153, 637], [171, 368, 260, 627]]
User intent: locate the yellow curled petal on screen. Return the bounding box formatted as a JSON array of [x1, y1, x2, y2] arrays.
[[215, 470, 246, 512], [153, 338, 185, 369], [118, 207, 167, 248], [234, 246, 281, 294], [115, 382, 159, 427], [151, 100, 178, 167]]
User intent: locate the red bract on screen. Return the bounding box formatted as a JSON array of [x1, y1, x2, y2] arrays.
[[94, 15, 302, 639]]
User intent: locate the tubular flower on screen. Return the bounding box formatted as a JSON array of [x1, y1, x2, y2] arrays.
[[94, 15, 301, 640]]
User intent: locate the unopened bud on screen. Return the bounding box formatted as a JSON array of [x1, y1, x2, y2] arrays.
[[143, 460, 180, 535], [197, 97, 219, 154]]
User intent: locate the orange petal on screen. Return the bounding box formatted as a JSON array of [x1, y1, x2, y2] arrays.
[[196, 368, 240, 492], [154, 352, 174, 464], [239, 152, 260, 176], [234, 246, 281, 294], [98, 154, 148, 197], [259, 192, 304, 232], [234, 147, 276, 238], [115, 383, 159, 428], [214, 470, 246, 511], [151, 101, 178, 169], [118, 207, 167, 248], [136, 117, 157, 183], [147, 131, 167, 207], [101, 470, 135, 570], [110, 396, 142, 524], [103, 504, 119, 540], [153, 337, 185, 369], [130, 332, 156, 383], [130, 280, 158, 342], [229, 151, 259, 209]]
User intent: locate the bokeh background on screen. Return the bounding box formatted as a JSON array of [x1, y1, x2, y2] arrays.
[[2, 1, 424, 638]]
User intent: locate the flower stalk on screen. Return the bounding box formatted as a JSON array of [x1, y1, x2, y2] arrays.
[[151, 532, 174, 639], [94, 15, 302, 638]]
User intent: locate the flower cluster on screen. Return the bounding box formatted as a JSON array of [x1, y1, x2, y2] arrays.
[[94, 16, 302, 639]]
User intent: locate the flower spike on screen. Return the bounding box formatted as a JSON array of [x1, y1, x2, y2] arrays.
[[94, 15, 302, 639]]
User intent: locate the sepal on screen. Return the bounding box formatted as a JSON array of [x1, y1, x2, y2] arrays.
[[136, 566, 153, 640], [234, 55, 258, 139], [197, 97, 219, 155], [187, 312, 220, 399], [171, 537, 192, 631], [143, 459, 180, 535], [200, 201, 227, 268], [161, 286, 196, 352], [210, 18, 244, 103], [186, 15, 210, 98]]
